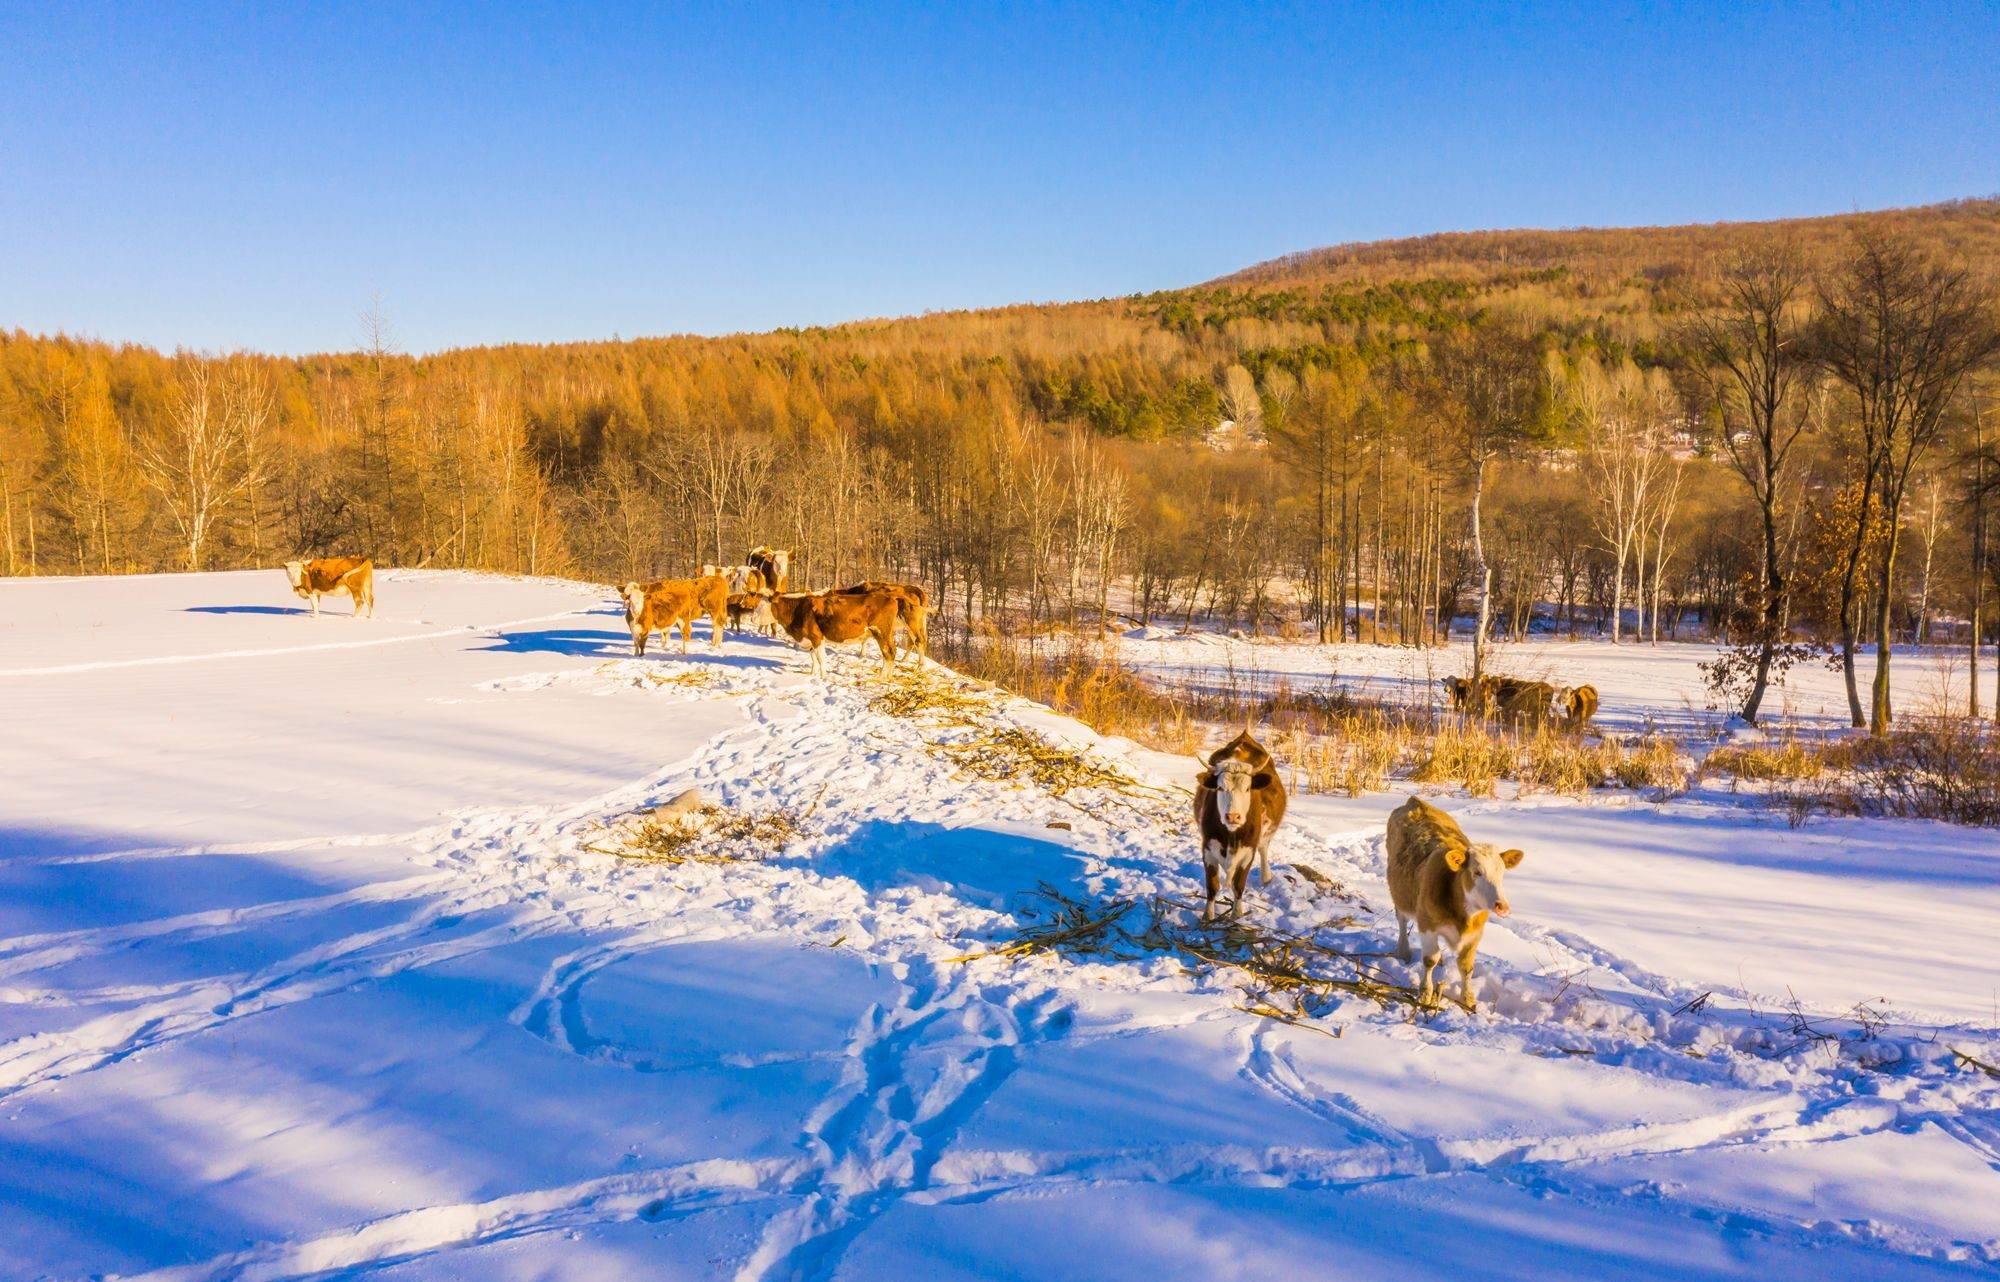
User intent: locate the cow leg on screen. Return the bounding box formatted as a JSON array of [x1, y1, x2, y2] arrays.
[[1201, 839, 1223, 921], [711, 611, 724, 651], [876, 627, 895, 674], [1418, 932, 1442, 1004], [309, 592, 320, 618], [1395, 912, 1411, 963], [1456, 942, 1481, 1012], [1257, 834, 1271, 886]]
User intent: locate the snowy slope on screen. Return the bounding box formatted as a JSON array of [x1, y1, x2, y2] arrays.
[[2, 570, 1997, 1281]]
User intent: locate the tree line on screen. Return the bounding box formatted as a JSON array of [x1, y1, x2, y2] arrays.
[[3, 202, 1997, 733]]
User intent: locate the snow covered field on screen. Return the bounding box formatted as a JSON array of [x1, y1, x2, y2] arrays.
[[3, 570, 1998, 1280], [1112, 628, 1986, 737]]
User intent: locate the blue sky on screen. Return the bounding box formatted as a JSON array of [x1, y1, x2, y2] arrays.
[[3, 1, 1996, 354]]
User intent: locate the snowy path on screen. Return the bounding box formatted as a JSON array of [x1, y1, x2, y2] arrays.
[[2, 571, 1997, 1280]]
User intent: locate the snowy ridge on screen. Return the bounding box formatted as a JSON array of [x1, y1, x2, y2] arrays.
[[1, 571, 1996, 1280]]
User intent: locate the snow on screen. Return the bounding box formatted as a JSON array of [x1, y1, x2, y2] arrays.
[[3, 570, 1998, 1280]]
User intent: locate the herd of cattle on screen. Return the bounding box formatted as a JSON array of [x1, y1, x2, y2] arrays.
[[277, 554, 1527, 1009], [1442, 672, 1598, 732], [617, 546, 930, 679]]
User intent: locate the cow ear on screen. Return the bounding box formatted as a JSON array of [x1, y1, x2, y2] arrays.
[[1193, 771, 1210, 788], [1444, 847, 1467, 871], [1251, 771, 1274, 790], [1500, 848, 1525, 868]]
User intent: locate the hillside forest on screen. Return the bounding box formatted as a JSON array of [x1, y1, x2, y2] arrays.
[[5, 198, 1999, 732]]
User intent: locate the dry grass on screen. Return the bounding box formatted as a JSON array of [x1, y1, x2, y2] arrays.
[[940, 726, 1143, 797], [1705, 739, 1827, 782], [1705, 717, 2000, 827], [587, 803, 803, 866]]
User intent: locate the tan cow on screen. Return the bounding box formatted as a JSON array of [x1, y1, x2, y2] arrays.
[[766, 589, 899, 678], [1385, 797, 1524, 1011], [834, 581, 929, 663], [621, 572, 728, 656], [283, 557, 374, 617]]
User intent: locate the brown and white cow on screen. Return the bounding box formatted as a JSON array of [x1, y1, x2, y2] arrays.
[[1385, 796, 1524, 1011], [283, 557, 374, 617], [834, 581, 929, 663], [621, 572, 728, 656], [765, 589, 899, 678], [1192, 730, 1287, 921], [746, 546, 791, 595], [1557, 683, 1599, 732]]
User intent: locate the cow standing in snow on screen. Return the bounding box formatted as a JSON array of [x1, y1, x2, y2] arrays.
[[283, 557, 374, 617], [1385, 797, 1525, 1011], [1192, 731, 1287, 921]]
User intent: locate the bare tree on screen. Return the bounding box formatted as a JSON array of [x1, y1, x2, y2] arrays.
[[1572, 358, 1674, 644], [1681, 246, 1813, 722], [138, 357, 272, 571], [1425, 333, 1541, 675], [1812, 232, 2000, 733]]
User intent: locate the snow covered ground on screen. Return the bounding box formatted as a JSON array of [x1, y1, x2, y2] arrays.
[[1111, 627, 1986, 737], [3, 570, 1998, 1280]]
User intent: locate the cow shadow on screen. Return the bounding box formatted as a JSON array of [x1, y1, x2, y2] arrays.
[[475, 626, 788, 669], [789, 818, 1154, 916], [183, 605, 309, 617], [476, 627, 629, 658]]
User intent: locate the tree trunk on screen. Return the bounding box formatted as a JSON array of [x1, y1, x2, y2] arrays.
[[1470, 455, 1492, 678], [1870, 500, 1903, 735]]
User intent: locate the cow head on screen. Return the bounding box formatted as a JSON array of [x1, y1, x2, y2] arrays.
[[620, 581, 646, 621], [1201, 758, 1273, 829], [282, 560, 308, 594], [1442, 676, 1468, 708], [1445, 842, 1525, 917]]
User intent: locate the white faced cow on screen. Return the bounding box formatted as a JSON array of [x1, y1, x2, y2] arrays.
[[1192, 731, 1287, 921]]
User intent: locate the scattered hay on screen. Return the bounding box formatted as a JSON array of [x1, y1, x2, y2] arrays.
[[869, 667, 996, 723], [586, 802, 802, 866], [940, 726, 1141, 797], [946, 885, 1137, 962], [952, 884, 1426, 1022]]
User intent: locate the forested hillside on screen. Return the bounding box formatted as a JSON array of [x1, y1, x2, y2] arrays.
[[5, 199, 1998, 721]]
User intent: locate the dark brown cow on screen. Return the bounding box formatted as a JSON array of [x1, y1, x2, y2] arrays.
[[1192, 730, 1287, 921], [283, 557, 374, 617], [765, 589, 899, 678]]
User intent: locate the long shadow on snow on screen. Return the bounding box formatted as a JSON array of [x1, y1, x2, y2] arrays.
[[475, 625, 787, 669], [789, 818, 1153, 917], [181, 604, 312, 616]]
